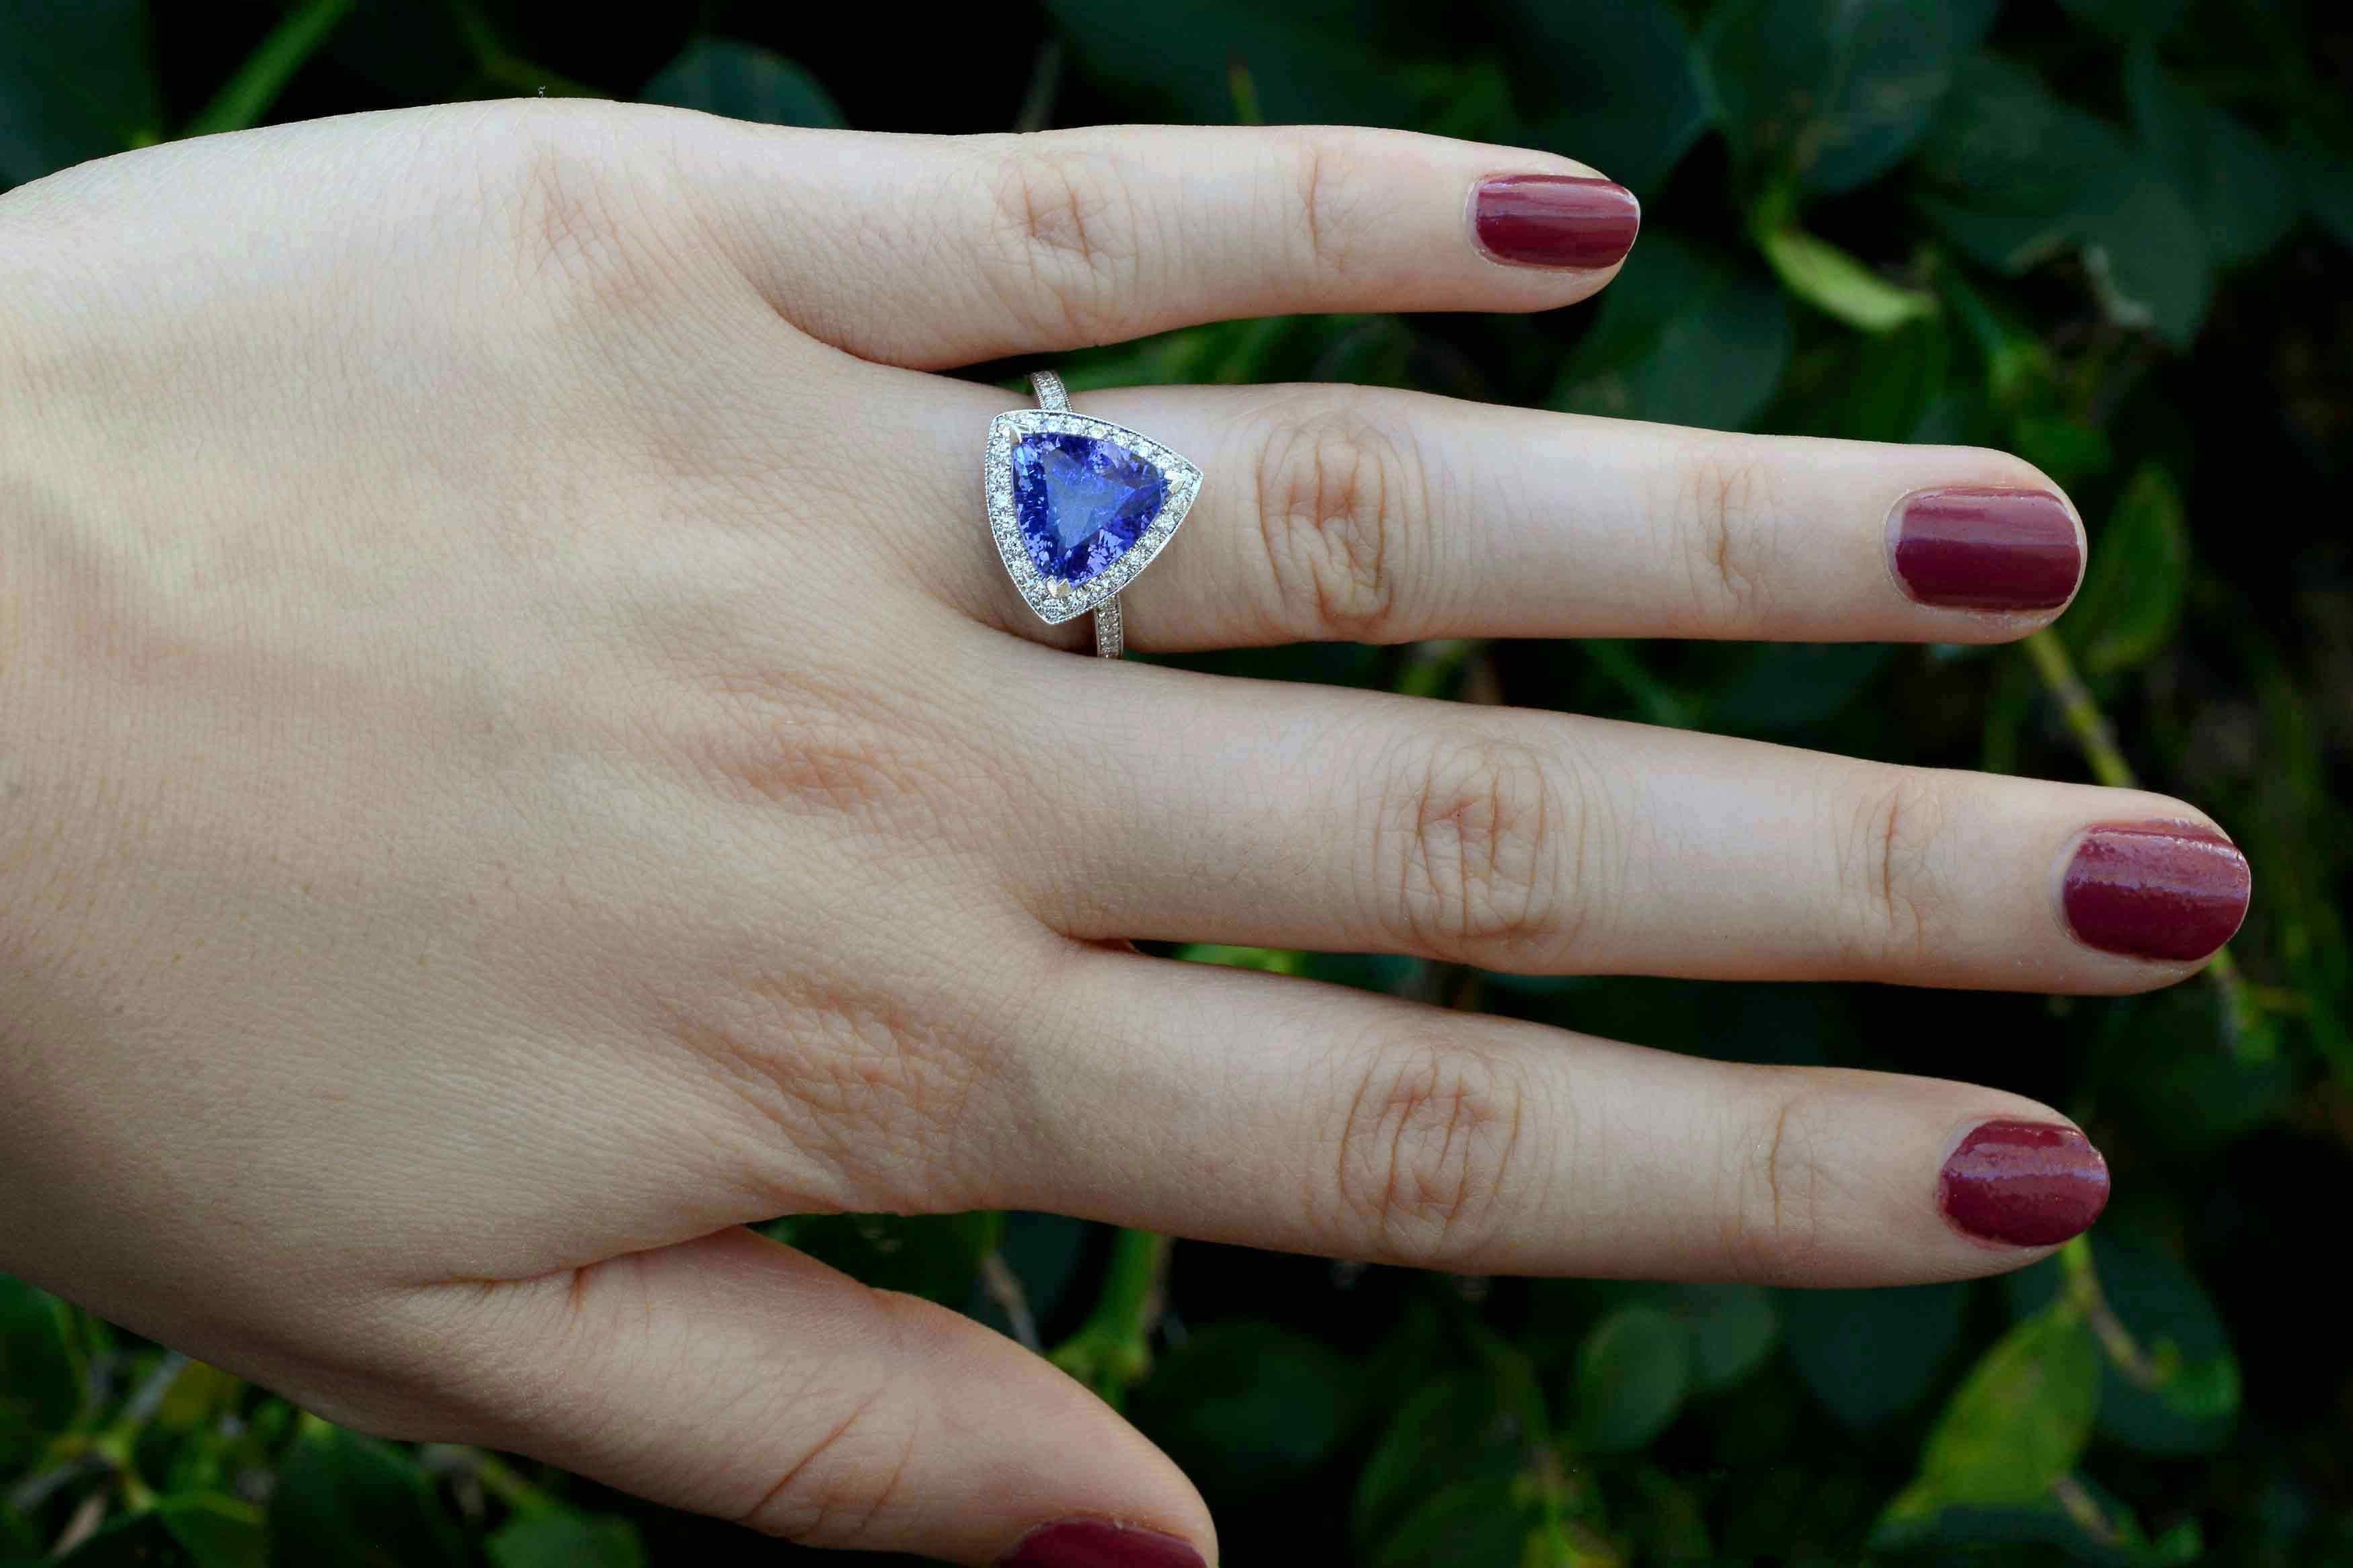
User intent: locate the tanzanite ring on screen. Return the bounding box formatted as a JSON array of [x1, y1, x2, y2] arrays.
[[983, 370, 1203, 659]]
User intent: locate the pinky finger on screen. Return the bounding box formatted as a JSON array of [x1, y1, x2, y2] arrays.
[[407, 1228, 1212, 1567], [1000, 950, 2110, 1286]]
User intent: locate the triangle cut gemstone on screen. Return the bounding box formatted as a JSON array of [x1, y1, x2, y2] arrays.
[[1010, 431, 1168, 587]]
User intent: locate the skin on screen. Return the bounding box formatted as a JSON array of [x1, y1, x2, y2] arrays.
[[0, 105, 2234, 1564]]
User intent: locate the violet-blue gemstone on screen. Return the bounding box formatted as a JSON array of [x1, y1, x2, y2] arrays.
[[1010, 432, 1167, 586]]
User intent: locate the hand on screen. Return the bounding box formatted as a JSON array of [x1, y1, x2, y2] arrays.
[[0, 104, 2247, 1566]]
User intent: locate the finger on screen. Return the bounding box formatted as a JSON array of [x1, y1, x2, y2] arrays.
[[1006, 662, 2249, 989], [892, 379, 2085, 650], [991, 947, 2110, 1282], [418, 1227, 1212, 1567], [677, 120, 1638, 366]]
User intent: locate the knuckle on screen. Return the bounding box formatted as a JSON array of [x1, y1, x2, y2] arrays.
[[1669, 448, 1775, 624], [489, 128, 665, 307], [1843, 772, 1950, 962], [1252, 399, 1428, 641], [980, 148, 1142, 343], [1717, 1079, 1836, 1283], [1291, 138, 1348, 275], [1329, 1038, 1533, 1268], [661, 972, 990, 1216], [1370, 733, 1585, 962]]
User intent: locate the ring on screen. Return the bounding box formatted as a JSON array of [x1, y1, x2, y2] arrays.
[[984, 370, 1203, 659]]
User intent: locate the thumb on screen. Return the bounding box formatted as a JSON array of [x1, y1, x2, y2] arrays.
[[432, 1226, 1213, 1567]]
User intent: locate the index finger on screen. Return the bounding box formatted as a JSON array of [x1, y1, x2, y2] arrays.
[[673, 119, 1640, 366]]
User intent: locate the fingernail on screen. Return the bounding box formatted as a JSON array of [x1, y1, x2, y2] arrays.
[[1940, 1120, 2110, 1247], [1888, 487, 2082, 610], [1472, 175, 1641, 269], [2062, 821, 2251, 962], [1002, 1518, 1208, 1568]]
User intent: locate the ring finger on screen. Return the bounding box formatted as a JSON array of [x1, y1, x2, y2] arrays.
[[893, 378, 2087, 649]]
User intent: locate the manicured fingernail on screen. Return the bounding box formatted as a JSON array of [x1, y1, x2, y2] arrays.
[[1888, 487, 2081, 610], [1472, 175, 1640, 269], [1940, 1120, 2110, 1247], [1002, 1519, 1208, 1568], [2062, 821, 2251, 962]]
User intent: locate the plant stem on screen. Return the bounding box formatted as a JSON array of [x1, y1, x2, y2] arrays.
[[980, 1251, 1042, 1352], [1048, 1229, 1172, 1411], [184, 0, 356, 138], [2060, 1235, 2171, 1387], [2022, 630, 2133, 788], [469, 1451, 557, 1514]]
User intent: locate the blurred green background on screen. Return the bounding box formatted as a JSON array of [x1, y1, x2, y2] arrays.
[[4, 0, 2350, 1563]]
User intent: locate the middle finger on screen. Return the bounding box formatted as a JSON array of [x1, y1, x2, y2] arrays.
[[1000, 655, 2251, 991]]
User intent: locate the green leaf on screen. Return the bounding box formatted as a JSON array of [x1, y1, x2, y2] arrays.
[[1512, 0, 1708, 194], [1701, 0, 1970, 193], [1352, 1362, 1547, 1548], [1630, 1467, 1714, 1562], [1368, 1477, 1544, 1568], [2065, 464, 2189, 675], [1778, 319, 1955, 444], [1780, 1281, 1966, 1430], [1914, 52, 2134, 226], [1657, 1284, 1780, 1393], [1570, 1305, 1689, 1453], [641, 38, 845, 128], [0, 0, 161, 186], [2011, 413, 2114, 487], [1755, 221, 1938, 333], [1132, 1321, 1358, 1499], [2124, 46, 2295, 268], [155, 1360, 245, 1433], [2007, 1231, 2240, 1456], [2297, 132, 2353, 252], [1913, 52, 2212, 343], [2077, 166, 2212, 347], [1872, 1473, 2186, 1565], [1706, 645, 1892, 734], [764, 1211, 1001, 1305], [1172, 943, 1306, 975], [0, 1275, 82, 1461], [268, 1423, 467, 1567], [1882, 1301, 2100, 1524], [1043, 0, 1410, 127], [59, 1495, 264, 1568], [487, 1512, 647, 1568], [1552, 235, 1791, 432]]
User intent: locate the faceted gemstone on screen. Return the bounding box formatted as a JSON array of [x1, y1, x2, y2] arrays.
[[1010, 432, 1167, 586]]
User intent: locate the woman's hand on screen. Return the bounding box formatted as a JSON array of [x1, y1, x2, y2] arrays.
[[0, 104, 2247, 1567]]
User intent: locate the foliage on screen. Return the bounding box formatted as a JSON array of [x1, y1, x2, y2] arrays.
[[5, 0, 2351, 1563]]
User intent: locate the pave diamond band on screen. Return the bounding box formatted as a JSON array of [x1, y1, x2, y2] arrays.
[[984, 370, 1202, 660]]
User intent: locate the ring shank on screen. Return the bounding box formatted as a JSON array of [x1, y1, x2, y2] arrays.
[[1028, 371, 1125, 659]]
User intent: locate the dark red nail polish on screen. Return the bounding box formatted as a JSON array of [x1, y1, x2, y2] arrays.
[[1939, 1120, 2110, 1247], [1888, 487, 2082, 610], [2063, 821, 2251, 962], [1472, 175, 1640, 269], [1002, 1519, 1207, 1568]]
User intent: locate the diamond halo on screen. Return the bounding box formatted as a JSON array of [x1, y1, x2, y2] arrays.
[[984, 404, 1202, 628]]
